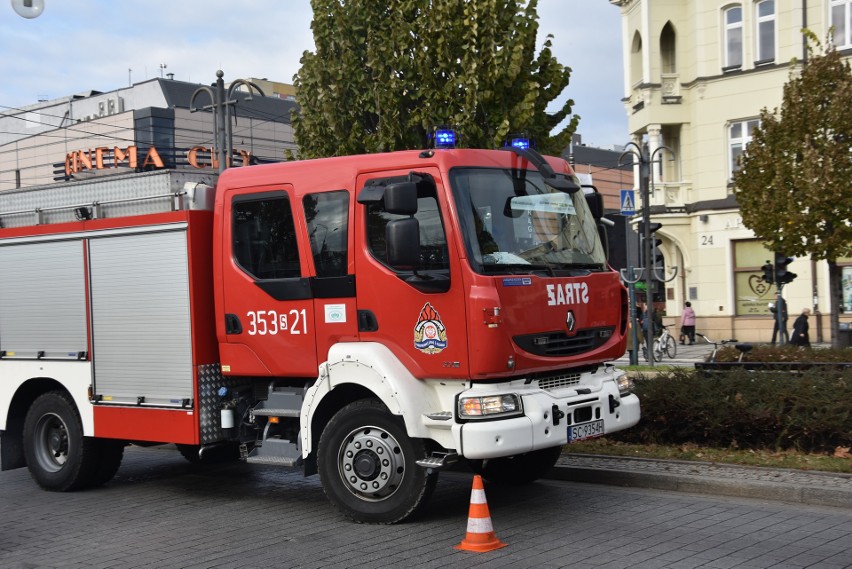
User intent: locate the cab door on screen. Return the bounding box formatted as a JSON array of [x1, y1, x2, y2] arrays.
[[219, 186, 318, 377], [354, 169, 469, 379]]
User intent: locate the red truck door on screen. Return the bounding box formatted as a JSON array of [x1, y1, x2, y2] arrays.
[[218, 186, 319, 377], [354, 170, 469, 379]]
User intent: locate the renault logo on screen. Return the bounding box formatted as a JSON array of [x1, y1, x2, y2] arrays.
[[566, 310, 576, 334]]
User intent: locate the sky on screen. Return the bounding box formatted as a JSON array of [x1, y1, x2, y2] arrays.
[[0, 1, 628, 149]]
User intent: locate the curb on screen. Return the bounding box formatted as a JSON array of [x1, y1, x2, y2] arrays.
[[546, 457, 852, 509]]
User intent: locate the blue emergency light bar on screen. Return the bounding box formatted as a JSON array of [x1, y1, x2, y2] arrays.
[[435, 128, 457, 148], [510, 137, 530, 150]]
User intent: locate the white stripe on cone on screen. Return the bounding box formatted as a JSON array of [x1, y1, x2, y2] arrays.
[[467, 516, 495, 534]]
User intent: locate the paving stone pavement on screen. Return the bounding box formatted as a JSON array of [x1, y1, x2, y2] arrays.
[[551, 454, 852, 509]]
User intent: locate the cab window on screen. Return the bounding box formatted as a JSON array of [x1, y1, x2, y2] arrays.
[[232, 193, 301, 280], [303, 191, 349, 277], [366, 184, 449, 272]]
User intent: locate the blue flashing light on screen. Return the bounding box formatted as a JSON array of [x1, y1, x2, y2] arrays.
[[510, 137, 530, 150], [435, 128, 456, 148]]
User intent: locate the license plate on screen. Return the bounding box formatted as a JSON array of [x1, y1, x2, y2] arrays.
[[568, 419, 604, 442]]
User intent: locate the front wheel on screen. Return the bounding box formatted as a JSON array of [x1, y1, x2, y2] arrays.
[[317, 399, 437, 524], [23, 391, 100, 491], [664, 335, 677, 359]]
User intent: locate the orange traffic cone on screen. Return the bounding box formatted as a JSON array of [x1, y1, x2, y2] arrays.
[[455, 474, 508, 552]]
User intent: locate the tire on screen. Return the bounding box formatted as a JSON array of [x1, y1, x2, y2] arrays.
[[317, 399, 438, 524], [474, 446, 563, 485], [23, 391, 100, 491], [90, 440, 125, 488], [653, 341, 663, 361], [664, 335, 677, 359]]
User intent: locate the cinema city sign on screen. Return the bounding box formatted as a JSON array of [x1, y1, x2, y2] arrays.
[[64, 144, 253, 176]]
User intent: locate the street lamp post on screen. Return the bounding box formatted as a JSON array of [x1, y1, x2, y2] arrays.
[[619, 142, 677, 366], [190, 71, 265, 174]]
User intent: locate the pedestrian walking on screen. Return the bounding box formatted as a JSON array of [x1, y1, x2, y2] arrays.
[[770, 293, 788, 345], [680, 301, 696, 345], [789, 308, 811, 347]]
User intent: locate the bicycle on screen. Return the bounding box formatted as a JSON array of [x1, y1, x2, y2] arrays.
[[643, 324, 677, 362], [695, 332, 751, 362]]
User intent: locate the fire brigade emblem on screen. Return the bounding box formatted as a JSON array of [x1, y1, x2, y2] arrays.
[[414, 302, 448, 354]]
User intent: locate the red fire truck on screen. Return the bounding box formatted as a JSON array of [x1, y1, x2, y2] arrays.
[[0, 143, 639, 523]]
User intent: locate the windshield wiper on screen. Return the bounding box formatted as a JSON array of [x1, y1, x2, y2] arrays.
[[481, 263, 555, 276]]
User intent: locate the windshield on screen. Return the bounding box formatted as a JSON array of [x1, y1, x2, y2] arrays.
[[449, 167, 607, 274]]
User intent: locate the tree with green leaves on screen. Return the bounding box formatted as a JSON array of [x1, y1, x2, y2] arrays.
[[292, 0, 578, 158], [734, 35, 852, 346]]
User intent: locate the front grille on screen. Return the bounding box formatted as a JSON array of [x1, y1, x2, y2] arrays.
[[513, 327, 615, 357], [537, 372, 581, 391]]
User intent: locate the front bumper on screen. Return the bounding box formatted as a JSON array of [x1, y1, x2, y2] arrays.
[[452, 373, 640, 460]]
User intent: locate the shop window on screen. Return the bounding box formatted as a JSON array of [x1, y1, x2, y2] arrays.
[[733, 240, 776, 316]]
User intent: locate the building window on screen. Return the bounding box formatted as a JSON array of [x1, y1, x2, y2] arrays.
[[843, 264, 852, 313], [832, 0, 852, 48], [755, 0, 775, 63], [733, 240, 775, 316], [660, 22, 676, 73], [728, 119, 760, 178], [724, 5, 743, 69]]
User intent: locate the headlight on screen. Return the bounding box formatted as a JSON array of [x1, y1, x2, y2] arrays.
[[616, 374, 635, 395], [457, 394, 523, 420]]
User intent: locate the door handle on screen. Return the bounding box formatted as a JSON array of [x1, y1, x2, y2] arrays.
[[225, 313, 243, 335]]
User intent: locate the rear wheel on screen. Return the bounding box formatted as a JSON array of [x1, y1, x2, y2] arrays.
[[653, 340, 663, 361], [90, 440, 125, 487], [318, 399, 437, 524], [23, 391, 100, 491], [474, 446, 563, 485]]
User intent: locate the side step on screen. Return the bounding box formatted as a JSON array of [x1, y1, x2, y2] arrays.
[[245, 384, 305, 468], [416, 451, 459, 470], [246, 455, 302, 467]]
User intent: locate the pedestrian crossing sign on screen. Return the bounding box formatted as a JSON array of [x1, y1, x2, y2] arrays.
[[620, 189, 636, 215]]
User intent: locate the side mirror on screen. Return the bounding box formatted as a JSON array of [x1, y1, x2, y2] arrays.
[[383, 182, 418, 215], [386, 218, 420, 269], [584, 191, 604, 220]]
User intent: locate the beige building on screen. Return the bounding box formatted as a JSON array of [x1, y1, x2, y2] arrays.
[[611, 0, 852, 343]]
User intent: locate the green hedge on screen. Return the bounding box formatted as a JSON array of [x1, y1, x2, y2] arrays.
[[611, 368, 852, 453], [709, 345, 852, 363]]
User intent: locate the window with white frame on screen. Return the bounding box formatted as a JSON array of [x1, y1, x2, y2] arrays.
[[728, 119, 760, 178], [756, 0, 775, 63], [832, 0, 852, 48], [724, 5, 743, 69]]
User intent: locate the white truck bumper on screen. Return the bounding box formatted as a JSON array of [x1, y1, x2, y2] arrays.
[[452, 377, 640, 460]]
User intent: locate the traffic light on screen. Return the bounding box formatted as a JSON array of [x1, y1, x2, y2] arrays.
[[774, 252, 797, 285], [761, 261, 775, 284], [637, 221, 663, 235], [651, 237, 664, 268]]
